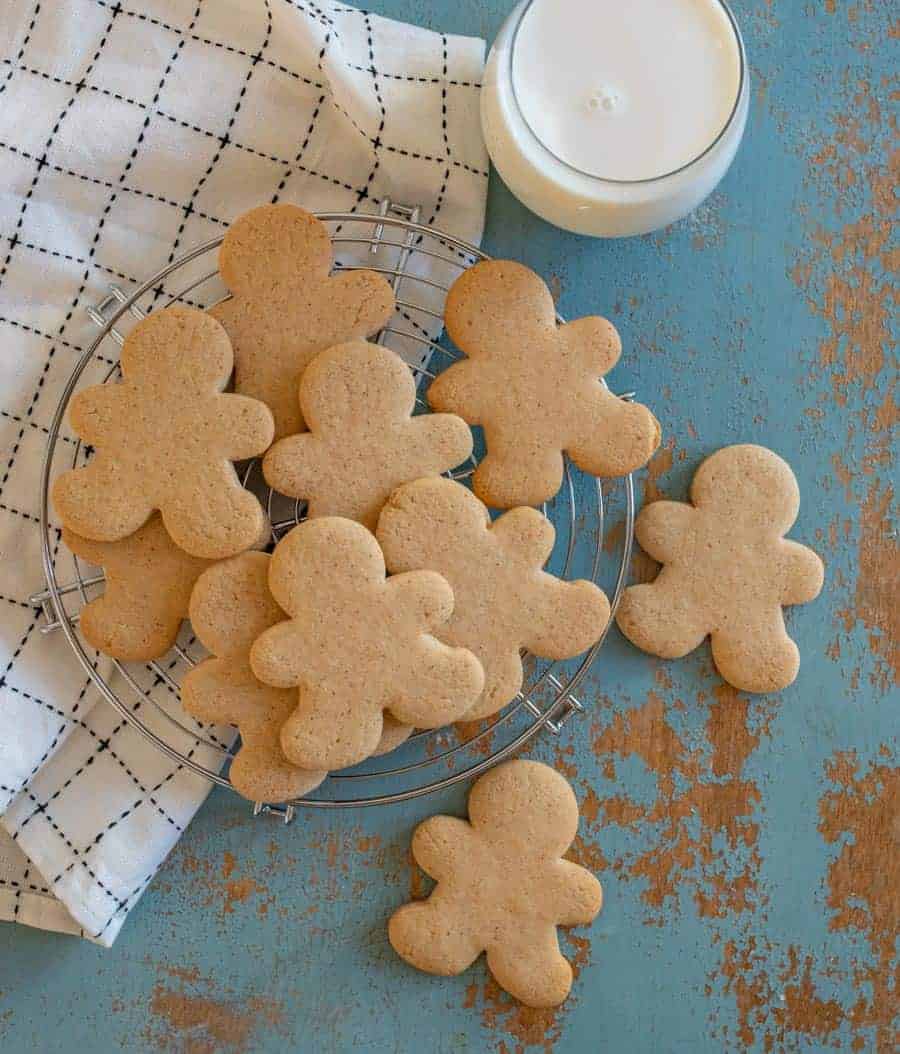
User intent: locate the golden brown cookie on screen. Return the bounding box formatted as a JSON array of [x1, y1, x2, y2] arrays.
[[428, 259, 661, 507], [616, 444, 825, 692], [376, 478, 610, 719], [263, 340, 473, 530], [182, 552, 412, 803], [249, 517, 484, 771], [62, 514, 213, 662], [389, 759, 602, 1007], [52, 304, 273, 559], [209, 204, 396, 440], [182, 552, 326, 803]]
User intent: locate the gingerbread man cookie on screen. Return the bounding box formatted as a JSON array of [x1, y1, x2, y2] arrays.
[[52, 304, 273, 559], [263, 341, 473, 530], [389, 759, 602, 1007], [183, 552, 412, 803], [377, 478, 610, 720], [249, 518, 484, 771], [616, 445, 825, 692], [63, 514, 213, 662], [209, 204, 396, 439], [428, 259, 661, 508]]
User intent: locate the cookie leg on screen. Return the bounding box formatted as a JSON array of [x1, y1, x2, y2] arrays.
[[486, 926, 573, 1007], [229, 743, 325, 804], [615, 579, 708, 659], [163, 465, 268, 559], [280, 684, 385, 771], [464, 647, 523, 721], [710, 611, 800, 693], [388, 899, 482, 977], [472, 440, 565, 509], [570, 394, 661, 478]]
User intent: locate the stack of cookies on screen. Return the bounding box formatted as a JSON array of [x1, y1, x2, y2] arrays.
[[52, 202, 663, 803]]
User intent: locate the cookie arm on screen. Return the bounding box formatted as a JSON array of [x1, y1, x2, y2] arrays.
[[262, 433, 327, 500], [527, 577, 610, 659], [182, 657, 260, 724], [411, 816, 477, 881], [52, 458, 155, 542], [206, 394, 275, 462], [408, 413, 474, 474], [250, 622, 310, 688], [426, 359, 486, 423], [560, 316, 621, 376], [328, 270, 395, 338], [490, 506, 556, 567], [780, 540, 824, 605], [634, 501, 697, 563], [68, 384, 128, 447], [547, 859, 603, 926]]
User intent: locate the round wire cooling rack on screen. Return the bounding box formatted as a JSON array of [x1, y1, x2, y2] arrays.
[[34, 203, 637, 815]]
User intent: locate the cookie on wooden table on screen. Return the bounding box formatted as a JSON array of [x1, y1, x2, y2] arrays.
[[52, 304, 273, 560], [183, 552, 413, 803], [389, 759, 603, 1007], [428, 259, 660, 507], [376, 478, 610, 720], [615, 444, 825, 692], [263, 340, 472, 530], [62, 514, 213, 662], [249, 518, 484, 771], [210, 203, 396, 440]]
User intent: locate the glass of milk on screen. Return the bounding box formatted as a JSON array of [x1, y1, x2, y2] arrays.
[[481, 0, 749, 237]]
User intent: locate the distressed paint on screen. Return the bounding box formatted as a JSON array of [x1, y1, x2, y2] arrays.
[[1, 1, 896, 1051]]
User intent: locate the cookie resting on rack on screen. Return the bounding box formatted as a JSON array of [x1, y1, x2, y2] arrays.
[[209, 203, 396, 440], [263, 341, 473, 530], [376, 478, 610, 720], [182, 552, 412, 803], [427, 259, 660, 508], [389, 759, 602, 1007], [52, 304, 274, 560], [62, 514, 214, 662], [615, 444, 825, 693], [249, 517, 484, 772]]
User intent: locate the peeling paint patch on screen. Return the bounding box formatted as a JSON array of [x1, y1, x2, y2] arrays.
[[819, 749, 899, 1051]]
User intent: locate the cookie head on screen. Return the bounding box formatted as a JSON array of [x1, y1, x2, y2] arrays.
[[468, 759, 580, 859], [691, 444, 801, 534], [445, 259, 557, 352], [218, 203, 334, 297]]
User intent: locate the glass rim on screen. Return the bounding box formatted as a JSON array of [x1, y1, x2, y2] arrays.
[[507, 0, 748, 187]]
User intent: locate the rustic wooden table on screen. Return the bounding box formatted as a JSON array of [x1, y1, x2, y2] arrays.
[[1, 1, 895, 1051]]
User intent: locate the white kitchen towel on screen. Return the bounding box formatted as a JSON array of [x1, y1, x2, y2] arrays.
[[0, 0, 488, 945]]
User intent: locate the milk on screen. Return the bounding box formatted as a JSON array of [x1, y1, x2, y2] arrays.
[[481, 0, 749, 237]]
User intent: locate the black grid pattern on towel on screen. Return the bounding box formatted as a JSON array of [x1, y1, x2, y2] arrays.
[[0, 0, 486, 941]]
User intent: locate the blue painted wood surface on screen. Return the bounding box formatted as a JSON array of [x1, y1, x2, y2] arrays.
[[2, 1, 896, 1051]]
